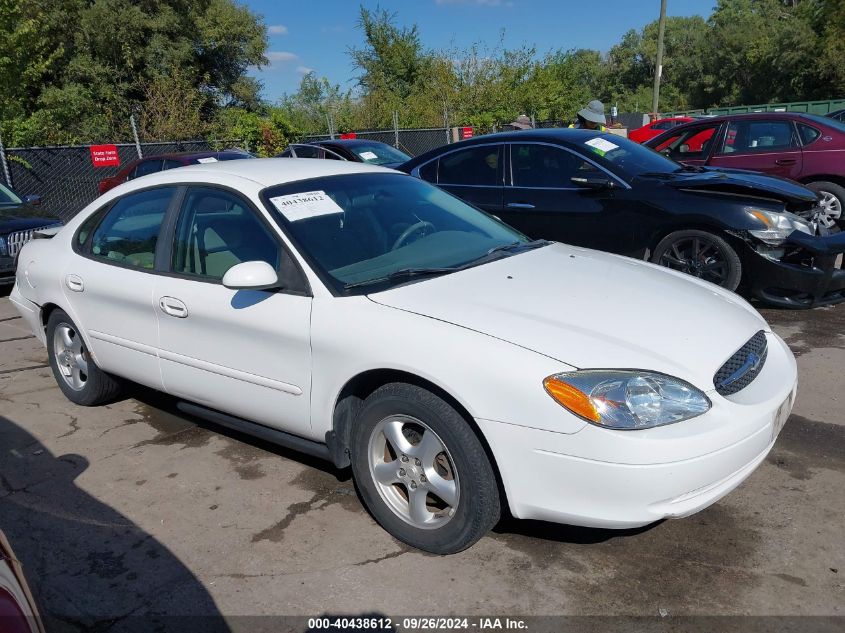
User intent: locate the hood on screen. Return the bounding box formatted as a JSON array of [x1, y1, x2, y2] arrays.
[[649, 168, 817, 207], [368, 244, 768, 391], [0, 205, 61, 233]]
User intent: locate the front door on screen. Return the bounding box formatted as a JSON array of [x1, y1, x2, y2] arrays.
[[154, 186, 313, 436], [652, 122, 723, 168], [707, 118, 803, 180], [500, 142, 637, 254], [63, 186, 177, 389]]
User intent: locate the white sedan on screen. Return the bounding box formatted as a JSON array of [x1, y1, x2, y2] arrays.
[[10, 159, 797, 553]]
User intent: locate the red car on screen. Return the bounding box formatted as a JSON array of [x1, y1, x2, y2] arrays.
[[646, 112, 845, 229], [0, 531, 44, 633], [97, 149, 254, 195], [628, 116, 697, 144]]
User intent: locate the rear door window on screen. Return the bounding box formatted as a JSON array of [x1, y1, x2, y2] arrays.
[[438, 145, 502, 186], [89, 188, 174, 269]]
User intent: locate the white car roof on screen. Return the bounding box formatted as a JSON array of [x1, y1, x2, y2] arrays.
[[135, 157, 399, 189]]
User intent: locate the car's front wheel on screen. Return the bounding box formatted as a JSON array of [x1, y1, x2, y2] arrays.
[[350, 383, 501, 554], [651, 229, 742, 291], [46, 309, 123, 406]]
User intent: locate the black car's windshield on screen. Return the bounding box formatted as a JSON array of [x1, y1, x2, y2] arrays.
[[263, 173, 532, 293], [347, 143, 411, 166], [575, 133, 683, 179], [0, 184, 23, 205]]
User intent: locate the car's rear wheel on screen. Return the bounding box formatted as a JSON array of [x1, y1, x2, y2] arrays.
[[651, 230, 742, 291], [806, 181, 844, 231], [350, 383, 500, 554], [47, 309, 123, 406]]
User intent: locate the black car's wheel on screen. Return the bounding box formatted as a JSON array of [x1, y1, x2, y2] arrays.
[[651, 230, 742, 291], [806, 181, 844, 231], [350, 383, 500, 554], [46, 309, 123, 406]]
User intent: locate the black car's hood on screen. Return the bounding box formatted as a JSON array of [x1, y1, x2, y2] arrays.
[[646, 168, 818, 206], [0, 204, 61, 233]]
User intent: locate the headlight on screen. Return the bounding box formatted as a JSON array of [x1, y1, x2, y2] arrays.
[[543, 370, 711, 430], [0, 235, 7, 257], [747, 207, 813, 245]]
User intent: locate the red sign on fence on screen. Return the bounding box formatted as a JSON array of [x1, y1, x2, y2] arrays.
[[339, 132, 357, 139], [89, 144, 120, 167], [461, 127, 474, 139]]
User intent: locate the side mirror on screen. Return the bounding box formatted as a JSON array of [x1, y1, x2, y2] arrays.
[[570, 176, 615, 190], [23, 194, 42, 206], [222, 261, 280, 290]]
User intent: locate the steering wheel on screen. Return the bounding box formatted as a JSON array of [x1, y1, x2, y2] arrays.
[[391, 221, 435, 251]]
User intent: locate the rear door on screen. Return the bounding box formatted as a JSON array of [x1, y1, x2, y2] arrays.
[[426, 144, 504, 214], [64, 186, 177, 389], [707, 118, 803, 180]]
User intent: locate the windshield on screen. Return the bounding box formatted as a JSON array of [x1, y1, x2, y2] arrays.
[[263, 173, 530, 293], [349, 143, 411, 165], [575, 133, 683, 178], [0, 183, 23, 205]]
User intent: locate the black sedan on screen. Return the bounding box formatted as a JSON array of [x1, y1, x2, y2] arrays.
[[1, 183, 62, 284], [399, 128, 845, 308], [277, 139, 411, 168]]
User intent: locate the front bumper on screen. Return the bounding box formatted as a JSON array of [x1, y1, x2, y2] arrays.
[[477, 332, 797, 528], [743, 230, 845, 308]]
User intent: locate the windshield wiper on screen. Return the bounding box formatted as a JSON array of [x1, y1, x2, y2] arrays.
[[343, 267, 458, 290], [342, 240, 550, 291]]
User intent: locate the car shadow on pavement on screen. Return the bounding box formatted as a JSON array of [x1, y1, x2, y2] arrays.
[[492, 515, 659, 545], [0, 414, 231, 633]]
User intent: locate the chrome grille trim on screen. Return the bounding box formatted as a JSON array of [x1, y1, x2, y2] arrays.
[[6, 225, 58, 258]]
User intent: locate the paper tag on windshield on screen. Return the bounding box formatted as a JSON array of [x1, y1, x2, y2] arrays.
[[584, 137, 619, 155], [359, 151, 378, 160], [270, 191, 344, 222], [196, 157, 218, 163]]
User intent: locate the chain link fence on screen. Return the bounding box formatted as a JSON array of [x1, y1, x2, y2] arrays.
[[300, 127, 453, 159], [0, 140, 244, 222]]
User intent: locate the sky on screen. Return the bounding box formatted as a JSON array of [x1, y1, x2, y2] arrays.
[[244, 0, 718, 102]]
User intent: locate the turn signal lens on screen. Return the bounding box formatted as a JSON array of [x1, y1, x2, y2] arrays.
[[543, 376, 600, 422]]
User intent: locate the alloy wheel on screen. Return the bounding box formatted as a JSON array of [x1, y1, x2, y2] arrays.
[[367, 414, 460, 530], [658, 236, 729, 285], [53, 323, 89, 391]]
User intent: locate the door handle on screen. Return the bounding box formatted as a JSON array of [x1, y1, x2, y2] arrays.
[[159, 296, 188, 319], [65, 274, 84, 292], [775, 158, 797, 165], [506, 202, 535, 209]]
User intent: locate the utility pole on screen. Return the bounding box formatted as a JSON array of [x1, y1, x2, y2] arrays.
[[651, 0, 668, 117]]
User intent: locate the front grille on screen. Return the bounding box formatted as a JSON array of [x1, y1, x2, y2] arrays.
[[713, 330, 768, 396], [6, 225, 56, 258]]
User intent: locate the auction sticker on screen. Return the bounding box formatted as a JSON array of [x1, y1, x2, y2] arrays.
[[196, 157, 218, 163], [270, 190, 344, 222], [358, 151, 378, 160], [585, 137, 619, 156]]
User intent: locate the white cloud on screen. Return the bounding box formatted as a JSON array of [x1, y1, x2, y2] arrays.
[[296, 66, 314, 74], [267, 51, 298, 62], [268, 24, 289, 35]]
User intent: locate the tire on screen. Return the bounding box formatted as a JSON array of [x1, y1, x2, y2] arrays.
[[350, 383, 500, 554], [805, 181, 845, 231], [651, 229, 742, 291], [46, 309, 123, 406]]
